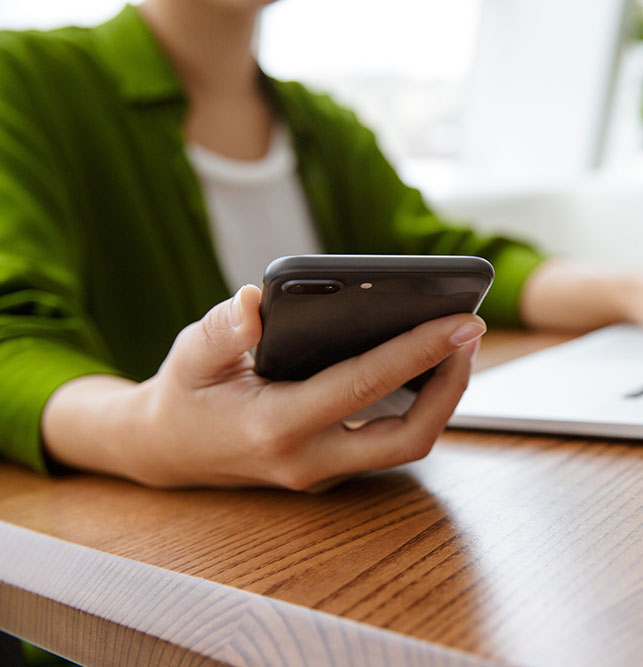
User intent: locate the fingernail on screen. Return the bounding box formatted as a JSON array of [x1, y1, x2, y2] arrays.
[[449, 322, 486, 346], [229, 286, 245, 327], [466, 338, 481, 362]]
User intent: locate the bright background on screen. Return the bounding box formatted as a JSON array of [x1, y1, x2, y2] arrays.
[[3, 0, 643, 266], [0, 0, 481, 167]]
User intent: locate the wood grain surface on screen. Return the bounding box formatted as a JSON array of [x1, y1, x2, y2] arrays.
[[1, 329, 642, 666], [0, 521, 489, 667]]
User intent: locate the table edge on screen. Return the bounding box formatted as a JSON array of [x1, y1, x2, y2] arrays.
[[0, 520, 496, 667]]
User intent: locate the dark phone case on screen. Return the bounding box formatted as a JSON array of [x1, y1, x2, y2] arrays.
[[254, 255, 494, 382]]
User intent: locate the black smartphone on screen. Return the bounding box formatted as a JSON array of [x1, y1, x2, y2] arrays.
[[254, 254, 494, 383]]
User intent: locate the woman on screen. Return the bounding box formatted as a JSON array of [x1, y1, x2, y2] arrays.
[[0, 0, 641, 491]]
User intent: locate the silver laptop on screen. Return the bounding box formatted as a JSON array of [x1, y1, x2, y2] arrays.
[[449, 324, 643, 439]]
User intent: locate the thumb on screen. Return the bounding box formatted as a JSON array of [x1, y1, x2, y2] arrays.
[[164, 284, 263, 387]]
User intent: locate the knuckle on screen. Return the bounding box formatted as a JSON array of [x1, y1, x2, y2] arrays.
[[350, 364, 387, 405], [164, 323, 205, 378], [131, 466, 178, 489], [244, 417, 293, 459], [246, 425, 279, 458], [168, 324, 196, 358], [447, 358, 472, 395], [456, 372, 470, 395], [412, 336, 446, 370], [401, 433, 435, 464], [276, 467, 318, 492], [200, 307, 228, 344]]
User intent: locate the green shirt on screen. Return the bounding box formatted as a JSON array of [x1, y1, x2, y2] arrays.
[[0, 5, 544, 474]]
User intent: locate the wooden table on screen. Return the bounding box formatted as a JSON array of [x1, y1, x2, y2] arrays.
[[1, 330, 642, 666]]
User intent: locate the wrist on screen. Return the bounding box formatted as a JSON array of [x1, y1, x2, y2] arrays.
[[117, 375, 184, 487], [42, 375, 152, 481]]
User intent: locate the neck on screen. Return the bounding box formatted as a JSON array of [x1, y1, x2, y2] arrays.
[[139, 0, 260, 97]]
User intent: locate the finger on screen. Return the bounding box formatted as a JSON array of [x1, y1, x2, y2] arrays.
[[280, 313, 485, 431], [299, 346, 474, 483], [404, 344, 472, 430], [164, 284, 263, 386]]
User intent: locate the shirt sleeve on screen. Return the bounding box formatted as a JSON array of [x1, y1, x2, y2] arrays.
[[385, 183, 547, 327], [0, 38, 119, 473], [310, 94, 547, 326]]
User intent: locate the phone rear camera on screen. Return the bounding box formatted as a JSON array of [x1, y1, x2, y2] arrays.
[[284, 283, 306, 294], [282, 280, 343, 295]]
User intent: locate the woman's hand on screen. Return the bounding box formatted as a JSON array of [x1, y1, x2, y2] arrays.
[[42, 285, 485, 490], [520, 259, 643, 332]]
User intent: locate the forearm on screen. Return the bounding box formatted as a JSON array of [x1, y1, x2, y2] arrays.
[[41, 375, 153, 482], [520, 259, 641, 332]]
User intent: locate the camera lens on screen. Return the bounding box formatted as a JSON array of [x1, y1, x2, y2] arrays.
[[282, 280, 343, 295]]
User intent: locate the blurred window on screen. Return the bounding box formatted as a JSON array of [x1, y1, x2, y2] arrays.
[[9, 1, 643, 182], [259, 0, 482, 165], [603, 0, 643, 171], [3, 0, 482, 170]]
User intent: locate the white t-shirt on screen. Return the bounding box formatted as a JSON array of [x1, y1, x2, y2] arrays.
[[186, 124, 320, 291]]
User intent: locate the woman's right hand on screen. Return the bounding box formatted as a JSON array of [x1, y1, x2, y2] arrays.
[[42, 285, 485, 491]]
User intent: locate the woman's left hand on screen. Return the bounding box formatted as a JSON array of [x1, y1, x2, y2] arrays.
[[520, 259, 643, 332]]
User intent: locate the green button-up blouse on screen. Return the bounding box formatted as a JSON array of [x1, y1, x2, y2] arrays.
[[0, 5, 544, 472]]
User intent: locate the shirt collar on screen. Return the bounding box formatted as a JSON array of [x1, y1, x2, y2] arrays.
[[89, 4, 314, 144], [91, 4, 185, 105]]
